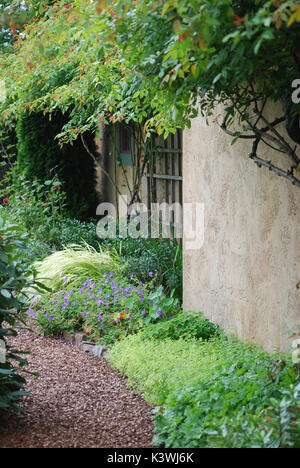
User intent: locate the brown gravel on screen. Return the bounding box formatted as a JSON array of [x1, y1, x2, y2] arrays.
[[0, 325, 154, 448]]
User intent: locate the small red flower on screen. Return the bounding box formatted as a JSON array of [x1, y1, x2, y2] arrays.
[[233, 14, 246, 26], [3, 198, 8, 204], [46, 194, 50, 198], [54, 185, 60, 190], [25, 199, 28, 203]]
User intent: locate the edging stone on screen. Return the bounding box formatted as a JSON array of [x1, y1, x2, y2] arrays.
[[63, 331, 109, 360]]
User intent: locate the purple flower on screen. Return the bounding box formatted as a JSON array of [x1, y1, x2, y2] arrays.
[[157, 310, 163, 317], [130, 274, 134, 279]]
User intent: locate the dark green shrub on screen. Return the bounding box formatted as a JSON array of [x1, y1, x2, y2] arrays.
[[0, 123, 17, 183], [0, 210, 38, 414], [140, 311, 221, 342], [16, 110, 98, 219], [54, 218, 99, 249], [2, 171, 65, 244]]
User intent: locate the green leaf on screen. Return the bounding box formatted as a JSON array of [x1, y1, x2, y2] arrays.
[[1, 289, 11, 299]]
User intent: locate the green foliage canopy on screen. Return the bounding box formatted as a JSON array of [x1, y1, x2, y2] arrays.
[[0, 0, 299, 143]]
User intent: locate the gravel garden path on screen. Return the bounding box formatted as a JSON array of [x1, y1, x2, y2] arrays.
[[0, 326, 154, 448]]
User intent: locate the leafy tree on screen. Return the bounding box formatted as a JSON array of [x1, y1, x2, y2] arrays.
[[0, 0, 300, 186]]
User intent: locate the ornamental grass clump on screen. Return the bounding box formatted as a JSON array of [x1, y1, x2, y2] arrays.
[[32, 244, 124, 292]]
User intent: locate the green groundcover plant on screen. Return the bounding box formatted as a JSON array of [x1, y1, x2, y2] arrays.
[[109, 331, 300, 448]]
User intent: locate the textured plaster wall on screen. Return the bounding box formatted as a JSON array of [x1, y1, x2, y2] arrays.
[[183, 108, 300, 352]]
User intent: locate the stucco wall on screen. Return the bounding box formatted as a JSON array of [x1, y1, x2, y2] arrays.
[[183, 107, 300, 352]]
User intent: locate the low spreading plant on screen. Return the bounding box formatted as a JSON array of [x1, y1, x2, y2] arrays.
[[154, 349, 300, 448], [30, 268, 180, 345], [109, 335, 229, 404], [109, 332, 300, 448], [207, 382, 300, 448]]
